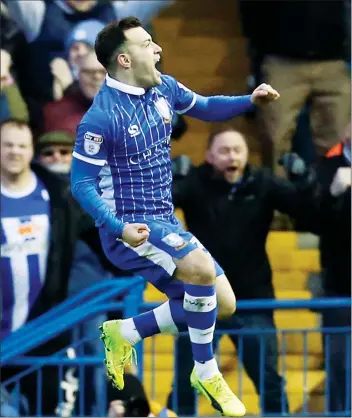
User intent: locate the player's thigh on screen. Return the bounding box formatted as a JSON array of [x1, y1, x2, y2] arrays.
[[216, 273, 236, 319], [100, 227, 182, 298], [145, 218, 218, 285], [171, 232, 223, 285]]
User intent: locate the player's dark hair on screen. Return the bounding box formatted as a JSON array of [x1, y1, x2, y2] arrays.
[[95, 17, 143, 70]]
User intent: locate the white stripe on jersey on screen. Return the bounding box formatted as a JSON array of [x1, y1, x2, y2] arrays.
[[154, 90, 173, 221], [2, 214, 50, 332], [148, 95, 167, 220], [126, 95, 147, 217], [9, 252, 30, 331], [72, 151, 106, 166], [138, 97, 158, 219], [98, 165, 117, 213], [114, 104, 136, 220], [176, 92, 197, 114], [120, 239, 176, 276]]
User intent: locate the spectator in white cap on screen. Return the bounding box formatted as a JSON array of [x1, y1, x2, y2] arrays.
[[50, 19, 105, 99], [65, 19, 105, 79]]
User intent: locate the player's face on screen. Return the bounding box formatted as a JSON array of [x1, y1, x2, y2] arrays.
[[123, 27, 162, 89], [206, 131, 248, 184], [79, 53, 106, 100], [0, 125, 34, 177]]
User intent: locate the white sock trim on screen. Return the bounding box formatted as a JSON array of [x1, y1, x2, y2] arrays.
[[153, 301, 179, 334], [195, 358, 219, 381], [183, 292, 217, 313], [188, 324, 215, 344], [120, 318, 141, 345]]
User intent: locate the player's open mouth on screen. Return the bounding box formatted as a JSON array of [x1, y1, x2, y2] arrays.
[[154, 56, 161, 76]]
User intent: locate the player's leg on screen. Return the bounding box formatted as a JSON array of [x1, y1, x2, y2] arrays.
[[99, 235, 184, 390], [172, 249, 245, 416], [216, 273, 237, 320], [174, 247, 219, 378], [99, 221, 196, 389], [116, 272, 236, 345], [99, 222, 245, 415], [145, 222, 244, 416]]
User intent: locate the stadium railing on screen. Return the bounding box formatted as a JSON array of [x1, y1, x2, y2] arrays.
[[2, 276, 351, 417]]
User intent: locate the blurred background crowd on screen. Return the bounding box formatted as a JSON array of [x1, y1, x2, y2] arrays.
[[1, 0, 351, 417]]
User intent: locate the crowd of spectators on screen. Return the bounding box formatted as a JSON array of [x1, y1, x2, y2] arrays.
[[1, 0, 350, 416]]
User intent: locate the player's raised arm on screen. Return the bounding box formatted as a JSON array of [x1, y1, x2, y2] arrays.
[[71, 116, 150, 247], [166, 75, 279, 122]]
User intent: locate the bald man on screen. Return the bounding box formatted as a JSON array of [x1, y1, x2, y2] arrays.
[[170, 127, 315, 415]]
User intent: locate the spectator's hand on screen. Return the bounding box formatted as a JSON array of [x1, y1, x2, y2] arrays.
[[50, 57, 74, 99], [0, 49, 13, 88], [172, 155, 193, 177], [278, 152, 307, 175], [122, 223, 150, 247], [251, 83, 280, 105], [330, 167, 351, 197]]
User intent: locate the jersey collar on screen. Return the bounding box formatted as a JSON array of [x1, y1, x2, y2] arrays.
[[106, 74, 145, 95]]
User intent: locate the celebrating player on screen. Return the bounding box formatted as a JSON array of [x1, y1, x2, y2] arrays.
[[71, 17, 279, 417]]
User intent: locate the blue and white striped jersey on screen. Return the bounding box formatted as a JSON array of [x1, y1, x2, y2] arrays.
[[1, 173, 50, 338], [72, 74, 196, 222]]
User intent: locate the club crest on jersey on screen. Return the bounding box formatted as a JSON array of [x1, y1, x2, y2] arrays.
[[84, 132, 103, 156], [155, 97, 172, 123]]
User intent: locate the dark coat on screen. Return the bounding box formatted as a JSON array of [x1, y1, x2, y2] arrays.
[[173, 164, 313, 300]]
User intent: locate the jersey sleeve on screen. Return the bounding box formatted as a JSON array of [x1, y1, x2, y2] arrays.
[[162, 75, 197, 115], [72, 110, 109, 166]]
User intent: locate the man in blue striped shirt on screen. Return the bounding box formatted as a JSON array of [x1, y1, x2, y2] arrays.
[[71, 17, 280, 417]]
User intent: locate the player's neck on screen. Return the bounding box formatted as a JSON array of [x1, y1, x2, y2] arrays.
[[109, 70, 143, 90], [1, 168, 34, 193]]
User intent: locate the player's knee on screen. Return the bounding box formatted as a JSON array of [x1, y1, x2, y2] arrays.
[[217, 296, 236, 320], [177, 249, 216, 285], [216, 274, 236, 319]]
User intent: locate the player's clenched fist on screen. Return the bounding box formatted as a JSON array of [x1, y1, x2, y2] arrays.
[[122, 223, 150, 247], [250, 83, 280, 105]]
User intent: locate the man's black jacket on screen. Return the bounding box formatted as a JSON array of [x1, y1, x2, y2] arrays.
[[173, 164, 312, 300], [314, 154, 350, 296]]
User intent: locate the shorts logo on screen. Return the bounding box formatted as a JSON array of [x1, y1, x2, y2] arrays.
[[162, 233, 187, 250], [84, 132, 103, 156]]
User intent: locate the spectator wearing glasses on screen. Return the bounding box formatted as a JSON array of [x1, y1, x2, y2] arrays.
[[6, 0, 173, 131], [36, 131, 74, 175], [35, 128, 118, 415], [42, 51, 106, 135]]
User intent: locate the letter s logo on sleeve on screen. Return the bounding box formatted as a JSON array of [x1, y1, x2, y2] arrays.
[[83, 132, 103, 156]]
